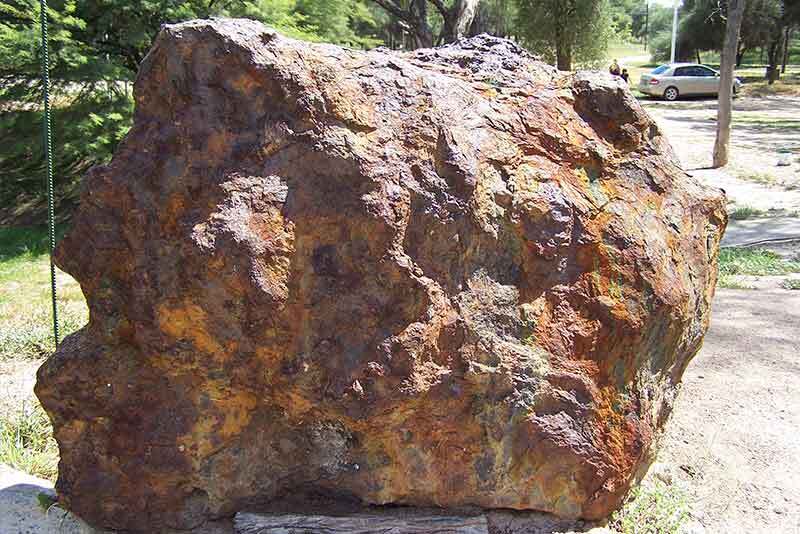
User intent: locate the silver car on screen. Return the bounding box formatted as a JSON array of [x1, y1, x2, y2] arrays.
[[638, 63, 742, 101]]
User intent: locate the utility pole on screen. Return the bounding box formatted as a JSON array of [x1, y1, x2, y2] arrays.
[[670, 0, 680, 63], [644, 1, 649, 51]]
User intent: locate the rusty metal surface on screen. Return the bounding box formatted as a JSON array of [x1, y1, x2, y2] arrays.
[[35, 19, 726, 532]]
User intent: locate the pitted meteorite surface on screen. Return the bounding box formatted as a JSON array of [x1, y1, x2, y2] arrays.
[[37, 19, 726, 531]]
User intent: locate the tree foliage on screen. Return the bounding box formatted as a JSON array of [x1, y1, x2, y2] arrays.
[[738, 0, 783, 64], [0, 0, 382, 219], [644, 0, 799, 68], [607, 0, 640, 41], [514, 0, 612, 70]]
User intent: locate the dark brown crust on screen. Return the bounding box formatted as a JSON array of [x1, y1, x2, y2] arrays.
[[35, 19, 727, 531]]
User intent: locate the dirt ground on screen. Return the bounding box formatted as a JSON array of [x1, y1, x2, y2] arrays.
[[652, 288, 800, 534], [642, 95, 800, 213], [637, 93, 800, 534], [0, 360, 39, 409], [642, 95, 800, 188]]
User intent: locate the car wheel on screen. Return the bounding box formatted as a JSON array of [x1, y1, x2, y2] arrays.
[[663, 87, 679, 101]]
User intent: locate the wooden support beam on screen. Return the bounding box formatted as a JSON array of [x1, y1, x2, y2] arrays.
[[234, 511, 490, 534]]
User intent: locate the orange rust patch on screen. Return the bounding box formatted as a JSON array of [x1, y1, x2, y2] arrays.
[[162, 194, 186, 234], [180, 385, 258, 458], [157, 302, 224, 356], [38, 23, 727, 530], [228, 71, 260, 97], [594, 384, 647, 488]]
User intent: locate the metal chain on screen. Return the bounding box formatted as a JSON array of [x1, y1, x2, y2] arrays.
[[40, 0, 59, 346]]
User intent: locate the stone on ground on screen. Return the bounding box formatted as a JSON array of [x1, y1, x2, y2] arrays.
[[35, 18, 726, 532], [0, 463, 92, 534]]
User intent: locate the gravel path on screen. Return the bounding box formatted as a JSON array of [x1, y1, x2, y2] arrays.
[[722, 217, 800, 246]]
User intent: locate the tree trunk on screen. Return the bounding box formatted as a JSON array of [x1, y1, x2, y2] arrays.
[[765, 23, 787, 83], [413, 0, 434, 48], [782, 26, 792, 74], [766, 37, 782, 83], [435, 0, 481, 44], [713, 0, 746, 168], [370, 0, 435, 49], [736, 47, 746, 67], [556, 43, 572, 71], [554, 19, 571, 71], [413, 27, 434, 48], [451, 0, 480, 40]]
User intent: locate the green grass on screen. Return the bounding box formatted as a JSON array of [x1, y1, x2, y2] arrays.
[[606, 41, 648, 61], [0, 226, 88, 361], [782, 278, 800, 290], [698, 38, 800, 68], [739, 68, 800, 98], [718, 277, 757, 290], [0, 401, 59, 481], [719, 247, 800, 277], [717, 247, 800, 289], [625, 45, 800, 98], [734, 171, 779, 186], [607, 42, 656, 86], [0, 226, 57, 257], [610, 479, 691, 534], [597, 41, 659, 97], [600, 41, 788, 99], [728, 206, 767, 220], [0, 226, 88, 481], [733, 114, 800, 131]]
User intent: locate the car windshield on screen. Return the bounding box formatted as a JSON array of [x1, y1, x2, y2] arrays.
[[652, 65, 670, 75]]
